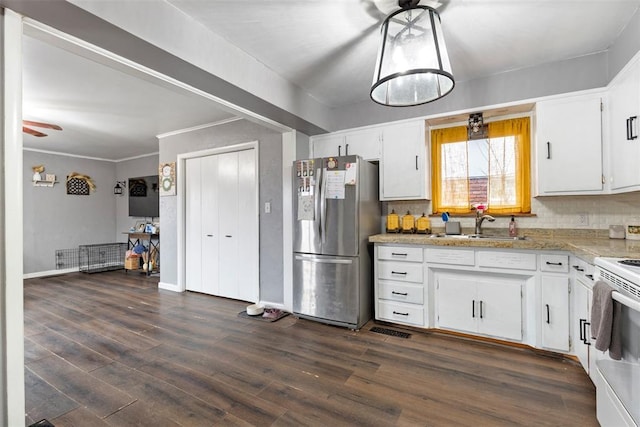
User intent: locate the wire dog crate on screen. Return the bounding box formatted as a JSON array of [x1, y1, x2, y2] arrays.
[[78, 243, 128, 273]]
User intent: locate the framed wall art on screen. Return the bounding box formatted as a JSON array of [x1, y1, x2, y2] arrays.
[[159, 162, 176, 196]]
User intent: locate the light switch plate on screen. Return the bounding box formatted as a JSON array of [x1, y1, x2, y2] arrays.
[[265, 202, 271, 214]]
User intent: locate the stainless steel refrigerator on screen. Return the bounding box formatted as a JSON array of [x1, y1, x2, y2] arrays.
[[292, 155, 380, 329]]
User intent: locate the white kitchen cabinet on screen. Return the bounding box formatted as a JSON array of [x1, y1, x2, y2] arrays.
[[571, 256, 596, 376], [311, 133, 345, 159], [535, 92, 604, 195], [380, 120, 428, 201], [374, 245, 426, 327], [185, 150, 258, 302], [344, 128, 381, 159], [540, 275, 570, 352], [436, 272, 523, 341], [311, 128, 380, 160], [609, 56, 640, 192]]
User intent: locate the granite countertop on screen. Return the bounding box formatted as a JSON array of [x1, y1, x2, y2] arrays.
[[369, 231, 640, 263]]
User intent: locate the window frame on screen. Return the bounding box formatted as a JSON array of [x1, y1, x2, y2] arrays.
[[430, 116, 531, 215]]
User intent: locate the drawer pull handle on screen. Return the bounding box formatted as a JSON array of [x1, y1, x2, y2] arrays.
[[393, 311, 409, 316], [572, 265, 584, 272], [391, 252, 408, 256], [391, 271, 407, 275], [391, 291, 408, 296], [545, 261, 563, 266], [583, 321, 591, 345], [546, 304, 550, 324], [585, 274, 594, 281]]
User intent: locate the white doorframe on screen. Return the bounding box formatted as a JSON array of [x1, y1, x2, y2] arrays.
[[281, 131, 295, 311], [2, 9, 25, 425], [174, 142, 259, 296]]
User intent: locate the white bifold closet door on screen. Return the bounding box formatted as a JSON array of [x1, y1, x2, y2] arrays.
[[185, 149, 258, 302]]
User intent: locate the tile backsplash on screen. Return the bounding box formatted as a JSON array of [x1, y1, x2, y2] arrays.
[[384, 192, 640, 232]]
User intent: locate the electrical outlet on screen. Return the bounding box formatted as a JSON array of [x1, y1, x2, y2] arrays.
[[577, 212, 589, 226], [264, 202, 271, 214]]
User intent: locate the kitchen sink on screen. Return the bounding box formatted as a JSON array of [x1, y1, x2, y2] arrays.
[[430, 234, 528, 241]]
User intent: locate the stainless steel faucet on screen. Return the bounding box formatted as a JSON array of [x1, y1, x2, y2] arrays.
[[475, 210, 495, 234]]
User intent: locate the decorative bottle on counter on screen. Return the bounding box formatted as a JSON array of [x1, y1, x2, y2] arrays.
[[401, 211, 415, 234], [386, 209, 400, 233], [509, 215, 517, 237], [416, 213, 431, 234]]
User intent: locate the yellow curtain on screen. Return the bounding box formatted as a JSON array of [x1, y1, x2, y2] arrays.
[[431, 126, 470, 214], [431, 117, 531, 214], [487, 117, 531, 214]]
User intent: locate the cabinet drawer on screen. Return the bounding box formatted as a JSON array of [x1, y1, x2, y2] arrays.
[[378, 261, 423, 283], [377, 245, 423, 262], [540, 254, 569, 273], [425, 248, 475, 266], [477, 251, 536, 270], [378, 281, 424, 304], [377, 300, 424, 326]]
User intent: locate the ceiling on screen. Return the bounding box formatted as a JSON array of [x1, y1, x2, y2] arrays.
[[21, 0, 640, 160]]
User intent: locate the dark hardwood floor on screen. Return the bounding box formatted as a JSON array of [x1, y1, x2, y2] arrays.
[[24, 271, 598, 426]]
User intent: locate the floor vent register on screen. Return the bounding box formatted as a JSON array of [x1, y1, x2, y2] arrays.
[[370, 326, 411, 339]]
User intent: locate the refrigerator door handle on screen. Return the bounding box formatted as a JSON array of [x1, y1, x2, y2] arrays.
[[320, 167, 327, 244], [295, 255, 353, 264]]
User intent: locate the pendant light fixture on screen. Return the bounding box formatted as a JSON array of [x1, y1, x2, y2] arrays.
[[370, 0, 454, 107]]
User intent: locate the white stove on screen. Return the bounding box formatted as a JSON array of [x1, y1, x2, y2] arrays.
[[593, 257, 640, 426], [595, 257, 640, 301]]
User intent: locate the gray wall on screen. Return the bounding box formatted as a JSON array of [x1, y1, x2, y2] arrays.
[[23, 150, 116, 273], [159, 119, 284, 303], [329, 52, 609, 131], [114, 154, 159, 242], [295, 130, 309, 160]]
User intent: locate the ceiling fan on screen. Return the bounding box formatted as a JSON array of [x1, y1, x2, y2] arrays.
[[22, 120, 62, 138]]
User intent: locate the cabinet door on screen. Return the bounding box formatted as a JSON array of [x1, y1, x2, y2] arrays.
[[344, 128, 381, 160], [218, 151, 240, 299], [380, 121, 427, 200], [536, 93, 603, 195], [200, 154, 220, 296], [609, 59, 640, 191], [573, 278, 591, 373], [477, 278, 523, 341], [541, 275, 570, 352], [436, 274, 477, 334], [311, 134, 344, 158]]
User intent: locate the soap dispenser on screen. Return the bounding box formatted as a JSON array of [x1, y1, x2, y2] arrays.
[[509, 215, 517, 237]]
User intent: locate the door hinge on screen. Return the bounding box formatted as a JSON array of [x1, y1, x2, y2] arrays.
[[600, 101, 604, 112]]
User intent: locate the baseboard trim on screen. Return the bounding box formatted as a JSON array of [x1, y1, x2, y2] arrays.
[[259, 301, 286, 310], [24, 267, 79, 279], [158, 281, 183, 292]]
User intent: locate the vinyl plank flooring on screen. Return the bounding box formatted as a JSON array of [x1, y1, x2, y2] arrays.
[[24, 271, 597, 426]]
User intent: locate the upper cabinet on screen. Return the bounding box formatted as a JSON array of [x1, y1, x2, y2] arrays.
[[380, 120, 428, 201], [535, 92, 605, 196], [310, 120, 429, 201], [311, 127, 380, 160], [609, 56, 640, 192]]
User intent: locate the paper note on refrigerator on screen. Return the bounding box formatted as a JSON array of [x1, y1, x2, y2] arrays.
[[344, 162, 357, 185], [325, 170, 346, 199], [297, 195, 315, 221]]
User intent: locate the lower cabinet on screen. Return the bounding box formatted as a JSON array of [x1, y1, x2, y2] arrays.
[[375, 245, 425, 326], [436, 272, 523, 341], [540, 275, 570, 352], [573, 275, 594, 374]]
